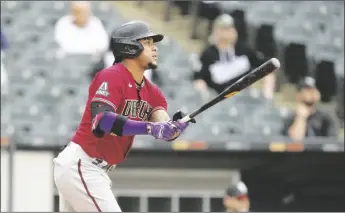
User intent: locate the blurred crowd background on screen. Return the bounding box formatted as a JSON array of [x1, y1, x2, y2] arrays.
[[0, 1, 344, 212]]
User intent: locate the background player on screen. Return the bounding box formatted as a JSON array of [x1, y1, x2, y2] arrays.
[[223, 181, 250, 212], [53, 20, 195, 212]]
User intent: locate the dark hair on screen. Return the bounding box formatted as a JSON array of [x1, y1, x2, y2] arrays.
[[114, 56, 124, 63]]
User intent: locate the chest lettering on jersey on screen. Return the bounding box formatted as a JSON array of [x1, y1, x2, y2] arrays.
[[122, 100, 152, 120]]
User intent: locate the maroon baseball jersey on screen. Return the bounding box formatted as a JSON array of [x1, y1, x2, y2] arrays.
[[72, 64, 167, 165]]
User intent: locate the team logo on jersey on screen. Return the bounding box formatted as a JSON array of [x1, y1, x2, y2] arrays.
[[96, 81, 109, 97], [122, 100, 152, 120]]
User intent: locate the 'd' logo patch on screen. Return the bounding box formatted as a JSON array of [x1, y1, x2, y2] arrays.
[[224, 91, 239, 98]]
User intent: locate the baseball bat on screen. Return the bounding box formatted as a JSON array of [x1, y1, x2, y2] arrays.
[[180, 58, 281, 122]]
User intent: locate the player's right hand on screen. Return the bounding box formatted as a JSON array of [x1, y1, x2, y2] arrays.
[[146, 121, 180, 141]]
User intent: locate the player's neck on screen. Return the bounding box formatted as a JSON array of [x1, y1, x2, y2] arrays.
[[121, 61, 144, 83]]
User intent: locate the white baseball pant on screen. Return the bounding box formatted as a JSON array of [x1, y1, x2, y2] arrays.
[[53, 142, 121, 212]]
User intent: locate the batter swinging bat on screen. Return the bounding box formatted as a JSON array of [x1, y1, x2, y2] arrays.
[[180, 58, 281, 123]]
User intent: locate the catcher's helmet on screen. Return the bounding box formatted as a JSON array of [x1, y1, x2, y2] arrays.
[[111, 20, 164, 61]]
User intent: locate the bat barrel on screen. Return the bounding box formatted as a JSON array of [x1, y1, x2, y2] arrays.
[[180, 58, 280, 123], [221, 58, 280, 95]]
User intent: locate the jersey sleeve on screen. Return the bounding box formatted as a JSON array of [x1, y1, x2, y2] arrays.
[[90, 71, 122, 111], [150, 85, 168, 114], [322, 112, 339, 137]]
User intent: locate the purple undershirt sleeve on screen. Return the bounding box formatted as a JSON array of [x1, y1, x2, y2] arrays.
[[98, 112, 149, 136]]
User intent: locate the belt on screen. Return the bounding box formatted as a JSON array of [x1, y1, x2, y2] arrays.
[[91, 158, 116, 172]]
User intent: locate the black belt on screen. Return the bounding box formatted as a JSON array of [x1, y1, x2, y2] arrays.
[[92, 159, 116, 172]]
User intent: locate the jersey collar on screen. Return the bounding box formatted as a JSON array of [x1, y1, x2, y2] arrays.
[[116, 63, 147, 89]]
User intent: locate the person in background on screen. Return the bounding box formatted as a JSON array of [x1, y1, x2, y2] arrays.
[[282, 76, 339, 141], [1, 31, 8, 49], [1, 31, 9, 96], [193, 14, 275, 100], [54, 1, 109, 56], [223, 181, 250, 212]]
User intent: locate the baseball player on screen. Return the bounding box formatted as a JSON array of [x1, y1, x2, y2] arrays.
[[53, 20, 195, 212]]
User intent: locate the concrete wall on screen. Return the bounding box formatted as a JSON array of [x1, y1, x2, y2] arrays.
[[1, 149, 54, 212]]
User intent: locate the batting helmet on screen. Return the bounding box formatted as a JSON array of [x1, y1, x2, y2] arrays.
[[111, 20, 164, 62], [226, 181, 248, 198]]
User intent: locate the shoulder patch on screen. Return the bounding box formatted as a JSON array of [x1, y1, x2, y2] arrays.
[[96, 81, 109, 96]]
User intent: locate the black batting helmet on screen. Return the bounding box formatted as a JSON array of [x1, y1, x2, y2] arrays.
[[226, 181, 248, 198], [111, 20, 164, 63]]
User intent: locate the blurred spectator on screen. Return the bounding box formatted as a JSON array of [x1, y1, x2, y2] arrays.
[[1, 31, 8, 49], [193, 14, 275, 100], [54, 1, 109, 56], [223, 181, 250, 212], [1, 31, 9, 96], [282, 77, 339, 141], [89, 30, 162, 86]]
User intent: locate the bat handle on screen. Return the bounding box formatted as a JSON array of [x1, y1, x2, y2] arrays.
[[180, 115, 192, 123]]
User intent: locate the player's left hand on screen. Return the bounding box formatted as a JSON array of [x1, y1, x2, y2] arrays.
[[171, 120, 189, 132], [168, 110, 195, 141]]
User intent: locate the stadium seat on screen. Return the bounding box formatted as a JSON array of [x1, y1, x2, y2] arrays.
[[335, 55, 344, 78], [304, 25, 342, 102], [273, 17, 319, 83], [307, 27, 344, 64], [219, 1, 250, 12], [246, 2, 294, 58], [297, 2, 335, 22], [252, 105, 290, 136], [156, 41, 191, 69], [246, 2, 291, 27]]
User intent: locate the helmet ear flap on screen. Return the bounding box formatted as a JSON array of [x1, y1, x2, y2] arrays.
[[111, 38, 144, 58], [123, 43, 142, 57]]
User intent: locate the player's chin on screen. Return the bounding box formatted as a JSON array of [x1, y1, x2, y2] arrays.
[[147, 60, 158, 69]]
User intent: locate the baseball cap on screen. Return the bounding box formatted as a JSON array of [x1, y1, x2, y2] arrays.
[[298, 76, 316, 90], [226, 181, 248, 199], [213, 14, 235, 28]]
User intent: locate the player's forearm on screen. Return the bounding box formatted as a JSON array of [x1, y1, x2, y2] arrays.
[[94, 112, 150, 136], [288, 116, 307, 141], [149, 109, 170, 122], [93, 111, 185, 141]]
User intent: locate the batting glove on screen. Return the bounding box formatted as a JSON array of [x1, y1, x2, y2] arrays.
[[147, 121, 180, 141]]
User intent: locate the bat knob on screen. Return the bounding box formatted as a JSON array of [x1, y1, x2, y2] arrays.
[[270, 58, 281, 69], [180, 115, 192, 123]]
